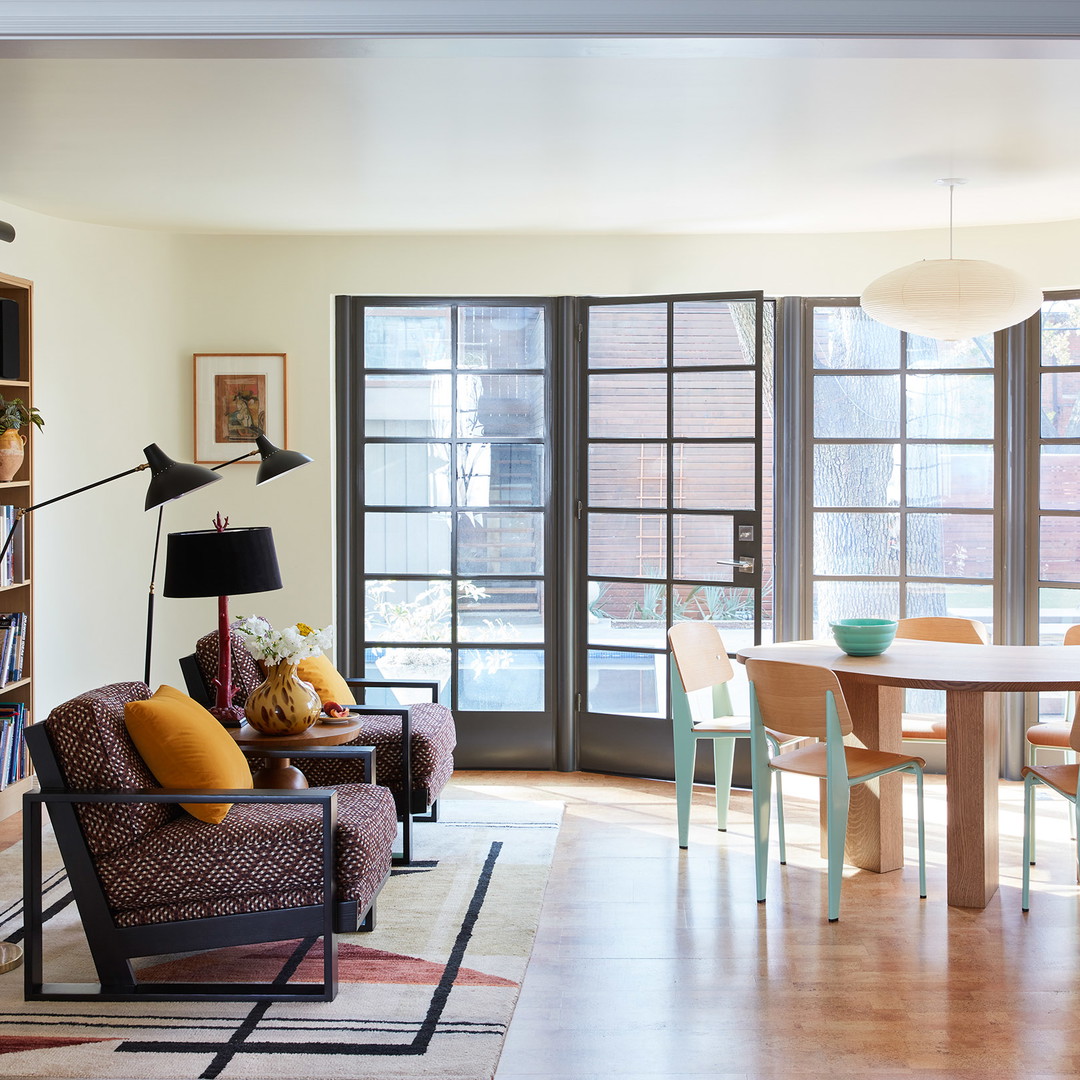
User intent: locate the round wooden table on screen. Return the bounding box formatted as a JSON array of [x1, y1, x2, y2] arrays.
[[230, 717, 365, 789], [737, 639, 1080, 908]]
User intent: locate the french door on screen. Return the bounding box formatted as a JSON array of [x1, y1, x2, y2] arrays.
[[575, 293, 770, 780]]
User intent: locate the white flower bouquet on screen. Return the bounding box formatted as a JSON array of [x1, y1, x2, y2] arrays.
[[235, 616, 333, 665]]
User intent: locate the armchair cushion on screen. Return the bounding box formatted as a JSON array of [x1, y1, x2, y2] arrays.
[[296, 652, 356, 707], [124, 685, 253, 824]]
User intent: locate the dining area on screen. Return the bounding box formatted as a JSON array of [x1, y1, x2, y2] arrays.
[[669, 616, 1080, 920]]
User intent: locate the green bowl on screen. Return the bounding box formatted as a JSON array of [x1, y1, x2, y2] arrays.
[[830, 618, 898, 656]]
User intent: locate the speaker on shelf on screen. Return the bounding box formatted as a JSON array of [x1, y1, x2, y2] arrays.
[[0, 299, 19, 380]]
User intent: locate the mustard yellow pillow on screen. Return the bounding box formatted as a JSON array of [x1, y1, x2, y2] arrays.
[[296, 652, 356, 707], [124, 685, 253, 824]]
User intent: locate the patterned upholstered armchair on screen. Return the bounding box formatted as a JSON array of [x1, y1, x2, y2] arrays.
[[23, 682, 397, 1002], [182, 630, 457, 864]]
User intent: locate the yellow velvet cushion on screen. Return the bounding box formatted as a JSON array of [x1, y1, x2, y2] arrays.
[[296, 652, 356, 707], [124, 684, 253, 824]]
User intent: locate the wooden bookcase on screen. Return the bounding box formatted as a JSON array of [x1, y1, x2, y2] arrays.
[[0, 272, 34, 821]]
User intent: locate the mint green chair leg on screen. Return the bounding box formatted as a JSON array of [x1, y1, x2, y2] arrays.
[[749, 685, 772, 903], [1023, 773, 1036, 911], [673, 729, 697, 850], [1074, 795, 1080, 885], [712, 738, 736, 832], [766, 734, 787, 865], [825, 691, 850, 923], [915, 766, 927, 899]]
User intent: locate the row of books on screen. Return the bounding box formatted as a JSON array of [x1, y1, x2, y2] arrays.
[[0, 612, 27, 688], [0, 505, 23, 588], [0, 703, 28, 789]]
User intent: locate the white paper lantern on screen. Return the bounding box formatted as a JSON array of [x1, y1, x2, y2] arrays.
[[860, 258, 1043, 341]]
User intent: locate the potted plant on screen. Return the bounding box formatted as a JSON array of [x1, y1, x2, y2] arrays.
[[0, 397, 43, 482]]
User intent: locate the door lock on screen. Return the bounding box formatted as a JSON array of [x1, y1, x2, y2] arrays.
[[717, 558, 755, 574]]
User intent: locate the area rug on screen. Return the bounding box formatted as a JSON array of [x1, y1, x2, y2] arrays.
[[0, 798, 561, 1080]]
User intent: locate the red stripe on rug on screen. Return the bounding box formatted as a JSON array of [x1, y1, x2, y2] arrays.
[[138, 941, 518, 986], [0, 1036, 115, 1054]]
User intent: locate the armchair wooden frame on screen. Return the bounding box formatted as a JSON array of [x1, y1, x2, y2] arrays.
[[23, 723, 384, 1003]]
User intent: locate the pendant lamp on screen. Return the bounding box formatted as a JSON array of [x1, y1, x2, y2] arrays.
[[860, 179, 1043, 341]]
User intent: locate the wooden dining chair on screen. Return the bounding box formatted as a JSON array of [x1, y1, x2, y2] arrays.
[[1021, 710, 1080, 911], [895, 616, 989, 742], [746, 657, 927, 922], [1025, 623, 1080, 767], [668, 622, 799, 855]]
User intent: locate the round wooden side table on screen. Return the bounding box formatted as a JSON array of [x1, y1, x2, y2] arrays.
[[230, 717, 365, 789]]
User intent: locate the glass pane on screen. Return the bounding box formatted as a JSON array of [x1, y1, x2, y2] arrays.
[[1041, 371, 1080, 437], [907, 374, 994, 439], [906, 582, 993, 633], [457, 374, 544, 437], [674, 514, 735, 582], [458, 579, 544, 643], [814, 374, 900, 438], [365, 579, 453, 643], [674, 444, 755, 510], [457, 306, 545, 370], [1040, 298, 1080, 367], [587, 649, 666, 717], [1041, 445, 1080, 510], [812, 580, 900, 638], [1040, 516, 1080, 582], [907, 513, 994, 578], [364, 374, 451, 436], [587, 304, 667, 369], [364, 306, 451, 369], [814, 444, 899, 507], [673, 585, 763, 652], [1038, 588, 1080, 644], [589, 443, 666, 508], [673, 371, 755, 438], [906, 335, 994, 369], [908, 444, 994, 508], [587, 581, 668, 649], [458, 649, 544, 711], [813, 306, 900, 370], [364, 647, 452, 708], [364, 513, 451, 574], [457, 443, 544, 507], [589, 373, 667, 437], [813, 512, 900, 576], [673, 300, 756, 366], [458, 511, 544, 575], [588, 513, 666, 578], [364, 443, 451, 506]]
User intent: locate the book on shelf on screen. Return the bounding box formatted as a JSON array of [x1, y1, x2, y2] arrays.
[[0, 703, 26, 788], [0, 612, 25, 687]]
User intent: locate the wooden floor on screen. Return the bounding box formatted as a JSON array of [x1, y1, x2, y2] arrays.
[[449, 769, 1080, 1080]]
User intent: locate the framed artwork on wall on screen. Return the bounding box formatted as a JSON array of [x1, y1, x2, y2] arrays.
[[193, 353, 287, 464]]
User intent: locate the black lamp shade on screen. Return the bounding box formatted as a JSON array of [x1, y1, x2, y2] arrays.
[[144, 443, 221, 510], [255, 435, 313, 485], [163, 526, 282, 598]]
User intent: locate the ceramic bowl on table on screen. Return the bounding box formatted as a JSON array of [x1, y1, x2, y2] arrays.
[[830, 618, 898, 656]]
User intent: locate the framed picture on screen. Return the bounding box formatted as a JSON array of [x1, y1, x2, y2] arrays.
[[193, 353, 287, 464]]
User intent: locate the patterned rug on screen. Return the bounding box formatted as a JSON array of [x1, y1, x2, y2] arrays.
[[0, 797, 561, 1080]]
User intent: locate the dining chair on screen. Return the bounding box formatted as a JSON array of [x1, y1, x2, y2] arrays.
[[1025, 623, 1080, 768], [1021, 711, 1080, 911], [668, 622, 799, 855], [746, 657, 927, 922], [894, 616, 989, 742]]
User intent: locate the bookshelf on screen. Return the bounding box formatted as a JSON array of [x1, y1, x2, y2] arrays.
[[0, 272, 33, 822]]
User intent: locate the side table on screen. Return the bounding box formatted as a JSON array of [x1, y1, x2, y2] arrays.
[[230, 717, 370, 789]]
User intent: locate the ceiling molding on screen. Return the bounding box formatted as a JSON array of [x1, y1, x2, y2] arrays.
[[2, 1, 1080, 41]]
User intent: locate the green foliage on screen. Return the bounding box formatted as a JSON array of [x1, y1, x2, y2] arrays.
[[0, 397, 43, 434]]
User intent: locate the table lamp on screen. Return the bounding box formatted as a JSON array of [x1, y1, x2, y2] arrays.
[[163, 520, 282, 725]]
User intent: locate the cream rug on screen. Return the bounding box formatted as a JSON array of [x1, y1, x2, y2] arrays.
[[0, 798, 561, 1080]]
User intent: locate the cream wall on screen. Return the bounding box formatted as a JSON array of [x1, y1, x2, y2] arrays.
[[5, 203, 1080, 711]]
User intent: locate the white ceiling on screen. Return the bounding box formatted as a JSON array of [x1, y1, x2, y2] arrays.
[[4, 33, 1080, 236]]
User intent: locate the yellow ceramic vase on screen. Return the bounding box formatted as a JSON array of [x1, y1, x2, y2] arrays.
[[244, 660, 321, 736], [0, 429, 25, 483]]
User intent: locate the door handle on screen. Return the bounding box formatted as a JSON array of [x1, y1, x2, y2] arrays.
[[717, 558, 755, 574]]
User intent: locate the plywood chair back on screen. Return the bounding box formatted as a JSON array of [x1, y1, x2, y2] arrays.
[[668, 621, 735, 694], [895, 616, 989, 645], [744, 658, 852, 741]]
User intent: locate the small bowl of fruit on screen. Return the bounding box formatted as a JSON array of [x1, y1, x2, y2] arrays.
[[320, 701, 354, 724]]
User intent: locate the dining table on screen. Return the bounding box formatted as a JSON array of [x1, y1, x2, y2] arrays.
[[736, 638, 1080, 908]]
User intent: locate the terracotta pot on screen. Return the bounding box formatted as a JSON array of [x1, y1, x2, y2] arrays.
[[244, 660, 321, 735], [0, 429, 25, 483]]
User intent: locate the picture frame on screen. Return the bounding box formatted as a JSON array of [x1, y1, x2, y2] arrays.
[[193, 353, 287, 464]]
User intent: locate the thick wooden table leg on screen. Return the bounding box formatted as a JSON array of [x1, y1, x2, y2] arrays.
[[251, 757, 308, 789], [821, 679, 905, 873], [946, 689, 999, 908]]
